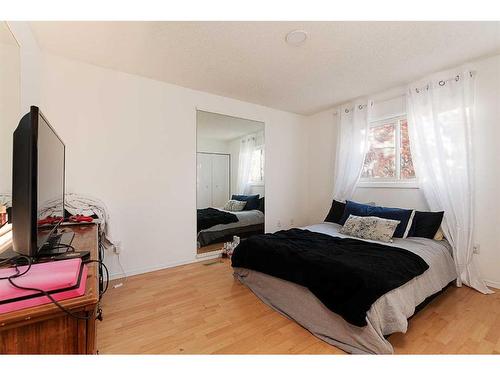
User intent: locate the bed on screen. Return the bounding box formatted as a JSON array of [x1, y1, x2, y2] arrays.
[[232, 222, 456, 354], [197, 208, 265, 248]]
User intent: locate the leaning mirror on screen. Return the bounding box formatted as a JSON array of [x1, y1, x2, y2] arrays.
[[0, 21, 20, 227], [196, 110, 265, 256]]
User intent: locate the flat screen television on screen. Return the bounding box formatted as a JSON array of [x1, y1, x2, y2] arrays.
[[12, 106, 66, 257]]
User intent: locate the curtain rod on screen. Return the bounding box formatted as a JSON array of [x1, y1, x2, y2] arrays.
[[333, 70, 476, 115]]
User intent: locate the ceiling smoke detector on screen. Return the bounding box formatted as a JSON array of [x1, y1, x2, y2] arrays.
[[285, 30, 308, 46]]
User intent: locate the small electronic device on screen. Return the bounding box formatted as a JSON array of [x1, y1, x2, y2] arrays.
[[50, 251, 91, 261]]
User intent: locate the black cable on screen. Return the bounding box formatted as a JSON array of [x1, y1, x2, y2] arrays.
[[2, 254, 110, 320], [0, 256, 31, 280], [83, 259, 109, 299]]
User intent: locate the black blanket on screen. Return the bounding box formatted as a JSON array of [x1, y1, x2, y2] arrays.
[[231, 229, 429, 326], [197, 208, 239, 232]]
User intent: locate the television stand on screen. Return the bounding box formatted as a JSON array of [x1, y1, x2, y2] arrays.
[[0, 223, 100, 354]]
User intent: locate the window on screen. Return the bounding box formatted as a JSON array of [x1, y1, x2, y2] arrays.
[[249, 146, 265, 184], [361, 116, 416, 184]]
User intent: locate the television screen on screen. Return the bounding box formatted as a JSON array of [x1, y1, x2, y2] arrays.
[[36, 113, 65, 248]]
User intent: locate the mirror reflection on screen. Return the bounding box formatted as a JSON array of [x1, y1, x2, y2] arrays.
[[196, 110, 265, 255], [0, 22, 20, 219]]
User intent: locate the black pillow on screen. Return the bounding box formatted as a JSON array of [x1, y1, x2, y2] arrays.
[[408, 211, 444, 239], [324, 200, 346, 224], [257, 197, 265, 213], [232, 194, 260, 211]]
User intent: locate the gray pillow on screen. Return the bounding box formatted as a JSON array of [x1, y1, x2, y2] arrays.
[[223, 200, 246, 212], [340, 214, 400, 243]]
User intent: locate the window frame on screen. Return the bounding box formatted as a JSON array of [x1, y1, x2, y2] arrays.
[[358, 114, 418, 189]]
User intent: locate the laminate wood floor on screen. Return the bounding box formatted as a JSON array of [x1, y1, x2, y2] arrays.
[[97, 258, 500, 354]]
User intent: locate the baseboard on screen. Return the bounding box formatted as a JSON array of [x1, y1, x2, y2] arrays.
[[108, 254, 222, 280], [196, 249, 224, 259], [484, 279, 500, 289]]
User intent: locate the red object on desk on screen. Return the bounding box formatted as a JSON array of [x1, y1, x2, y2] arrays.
[[68, 215, 94, 223], [0, 258, 87, 314], [37, 216, 63, 226]]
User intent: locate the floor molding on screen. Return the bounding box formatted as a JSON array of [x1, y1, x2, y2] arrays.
[[108, 254, 221, 280]]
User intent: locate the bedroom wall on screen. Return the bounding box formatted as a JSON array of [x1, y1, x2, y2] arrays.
[[306, 53, 500, 287], [38, 53, 308, 278]]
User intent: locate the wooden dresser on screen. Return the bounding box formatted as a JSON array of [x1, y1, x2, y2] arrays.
[[0, 223, 100, 354]]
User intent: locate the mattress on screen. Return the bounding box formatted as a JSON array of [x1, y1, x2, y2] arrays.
[[233, 222, 457, 354], [198, 209, 264, 233]]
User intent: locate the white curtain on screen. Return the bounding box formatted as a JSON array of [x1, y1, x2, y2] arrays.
[[407, 67, 492, 294], [332, 99, 370, 201], [236, 132, 258, 195]]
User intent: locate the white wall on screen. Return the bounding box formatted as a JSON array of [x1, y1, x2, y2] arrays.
[[40, 53, 308, 278], [306, 54, 500, 286], [469, 54, 500, 287]]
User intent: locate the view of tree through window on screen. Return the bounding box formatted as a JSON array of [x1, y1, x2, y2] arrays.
[[361, 117, 415, 181], [400, 120, 415, 179]]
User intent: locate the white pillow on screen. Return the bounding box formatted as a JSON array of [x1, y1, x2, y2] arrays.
[[223, 200, 246, 212], [340, 214, 400, 243]]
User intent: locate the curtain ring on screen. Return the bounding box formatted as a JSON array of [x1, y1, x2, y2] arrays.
[[344, 108, 349, 113], [455, 75, 460, 81], [415, 88, 420, 93], [358, 104, 364, 110], [439, 80, 445, 86]]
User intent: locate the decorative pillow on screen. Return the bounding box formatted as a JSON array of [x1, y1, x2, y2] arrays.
[[324, 200, 346, 224], [340, 215, 400, 243], [433, 227, 445, 241], [339, 200, 414, 238], [407, 211, 444, 239], [223, 200, 246, 212], [232, 194, 260, 211]]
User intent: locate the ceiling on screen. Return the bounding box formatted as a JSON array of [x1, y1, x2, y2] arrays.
[[30, 21, 500, 115], [197, 110, 264, 141]]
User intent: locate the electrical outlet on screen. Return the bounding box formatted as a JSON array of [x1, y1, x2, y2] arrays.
[[473, 244, 480, 254], [114, 241, 122, 255]]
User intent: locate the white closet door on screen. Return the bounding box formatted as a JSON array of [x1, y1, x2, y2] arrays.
[[211, 154, 230, 208], [196, 153, 212, 209]]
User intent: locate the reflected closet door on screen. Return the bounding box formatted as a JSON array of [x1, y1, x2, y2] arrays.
[[211, 154, 230, 208], [197, 153, 212, 209]]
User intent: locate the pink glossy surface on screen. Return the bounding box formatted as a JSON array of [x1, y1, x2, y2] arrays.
[[0, 258, 87, 313]]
